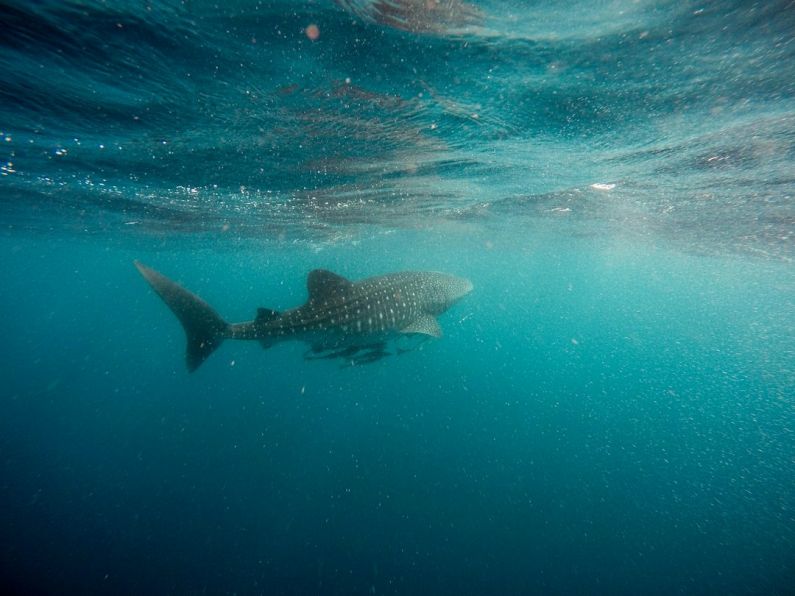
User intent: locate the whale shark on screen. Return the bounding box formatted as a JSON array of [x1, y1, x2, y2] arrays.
[[134, 261, 473, 371]]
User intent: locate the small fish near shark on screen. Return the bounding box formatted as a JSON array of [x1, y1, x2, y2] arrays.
[[134, 261, 473, 371]]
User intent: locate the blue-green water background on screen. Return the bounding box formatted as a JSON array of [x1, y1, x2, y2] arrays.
[[1, 1, 794, 593]]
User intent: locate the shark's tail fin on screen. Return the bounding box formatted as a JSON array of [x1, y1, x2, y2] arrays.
[[134, 261, 229, 372]]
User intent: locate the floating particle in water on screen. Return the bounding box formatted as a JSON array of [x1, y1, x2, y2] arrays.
[[591, 183, 616, 191], [305, 24, 320, 40]]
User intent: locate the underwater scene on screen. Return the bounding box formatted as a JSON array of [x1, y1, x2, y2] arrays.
[[1, 1, 794, 593]]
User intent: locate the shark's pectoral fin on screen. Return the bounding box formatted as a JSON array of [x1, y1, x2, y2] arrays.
[[401, 314, 442, 338]]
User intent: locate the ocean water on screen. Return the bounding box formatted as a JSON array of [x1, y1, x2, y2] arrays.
[[1, 0, 794, 593]]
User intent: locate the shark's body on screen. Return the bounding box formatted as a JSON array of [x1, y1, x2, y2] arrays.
[[135, 262, 473, 371]]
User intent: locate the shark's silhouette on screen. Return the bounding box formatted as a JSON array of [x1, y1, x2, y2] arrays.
[[135, 262, 473, 371]]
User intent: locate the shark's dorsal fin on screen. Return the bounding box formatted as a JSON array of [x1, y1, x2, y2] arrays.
[[401, 314, 442, 338], [307, 269, 354, 303]]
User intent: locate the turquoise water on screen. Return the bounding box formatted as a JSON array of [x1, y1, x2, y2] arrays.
[[2, 1, 794, 593]]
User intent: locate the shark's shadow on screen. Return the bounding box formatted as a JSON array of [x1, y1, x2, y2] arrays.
[[303, 335, 431, 367]]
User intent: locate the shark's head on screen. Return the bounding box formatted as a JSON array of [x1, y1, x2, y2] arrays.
[[421, 272, 474, 315]]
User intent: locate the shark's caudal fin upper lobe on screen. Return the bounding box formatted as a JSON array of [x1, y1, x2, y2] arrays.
[[134, 261, 229, 372]]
